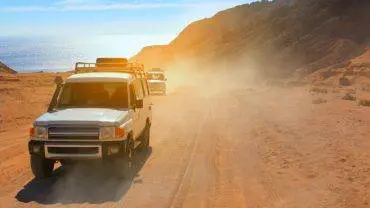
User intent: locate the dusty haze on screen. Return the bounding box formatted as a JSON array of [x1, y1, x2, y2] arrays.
[[1, 61, 370, 207], [1, 0, 370, 207]]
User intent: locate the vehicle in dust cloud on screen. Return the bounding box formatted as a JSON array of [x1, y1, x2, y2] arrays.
[[28, 58, 152, 178], [147, 68, 167, 95]]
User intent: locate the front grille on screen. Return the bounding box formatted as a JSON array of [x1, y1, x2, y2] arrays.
[[47, 147, 99, 154], [149, 83, 164, 91], [48, 126, 100, 140]]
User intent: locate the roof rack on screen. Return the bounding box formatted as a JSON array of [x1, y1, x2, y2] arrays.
[[74, 58, 146, 78]]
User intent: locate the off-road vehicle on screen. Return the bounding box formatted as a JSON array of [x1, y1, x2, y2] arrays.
[[147, 68, 167, 95], [28, 58, 152, 178]]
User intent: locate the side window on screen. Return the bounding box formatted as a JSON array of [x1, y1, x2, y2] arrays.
[[140, 79, 149, 97], [133, 80, 144, 100], [129, 84, 136, 107], [145, 80, 150, 95]]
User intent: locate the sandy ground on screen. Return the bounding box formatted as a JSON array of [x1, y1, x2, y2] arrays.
[[0, 71, 370, 207], [0, 73, 71, 132]]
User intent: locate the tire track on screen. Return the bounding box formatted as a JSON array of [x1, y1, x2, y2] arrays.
[[167, 98, 211, 208], [209, 94, 249, 208], [233, 91, 285, 207]]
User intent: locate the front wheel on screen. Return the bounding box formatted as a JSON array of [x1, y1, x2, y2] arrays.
[[30, 155, 54, 179], [110, 139, 134, 178]]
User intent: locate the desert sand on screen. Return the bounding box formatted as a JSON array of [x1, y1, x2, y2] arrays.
[[0, 70, 370, 208]]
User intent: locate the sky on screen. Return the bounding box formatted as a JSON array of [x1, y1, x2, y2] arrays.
[[0, 0, 254, 67], [0, 0, 252, 38]]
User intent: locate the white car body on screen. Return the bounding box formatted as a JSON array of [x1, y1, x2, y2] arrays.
[[29, 72, 152, 160], [147, 71, 167, 95]]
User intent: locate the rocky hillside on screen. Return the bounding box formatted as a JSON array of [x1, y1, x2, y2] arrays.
[[132, 0, 370, 78], [0, 61, 17, 74]]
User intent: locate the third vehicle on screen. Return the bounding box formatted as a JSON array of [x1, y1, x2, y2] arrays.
[[147, 68, 167, 95]]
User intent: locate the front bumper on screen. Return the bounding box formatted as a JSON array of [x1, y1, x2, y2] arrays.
[[29, 140, 127, 160], [150, 90, 166, 95], [149, 83, 166, 95]]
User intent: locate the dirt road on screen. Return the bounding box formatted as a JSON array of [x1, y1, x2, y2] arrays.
[[1, 75, 370, 207]]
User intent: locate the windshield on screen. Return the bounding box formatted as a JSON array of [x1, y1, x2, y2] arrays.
[[147, 73, 165, 81], [57, 82, 129, 109]]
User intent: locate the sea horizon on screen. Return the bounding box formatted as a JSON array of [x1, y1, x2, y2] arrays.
[[0, 34, 172, 72]]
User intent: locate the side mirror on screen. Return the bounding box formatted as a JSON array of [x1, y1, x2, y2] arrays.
[[135, 99, 144, 109], [54, 76, 63, 86]]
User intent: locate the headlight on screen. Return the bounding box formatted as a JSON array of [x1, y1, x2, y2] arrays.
[[30, 126, 48, 140], [99, 127, 115, 140], [99, 127, 125, 140]]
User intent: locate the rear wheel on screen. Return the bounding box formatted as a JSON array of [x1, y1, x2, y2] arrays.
[[30, 155, 54, 179], [140, 123, 151, 150]]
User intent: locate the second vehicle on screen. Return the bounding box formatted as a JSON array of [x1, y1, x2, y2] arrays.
[[147, 68, 167, 95]]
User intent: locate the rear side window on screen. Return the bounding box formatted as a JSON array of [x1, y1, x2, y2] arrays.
[[129, 84, 136, 106], [141, 79, 149, 97], [145, 80, 150, 95], [133, 80, 144, 100]]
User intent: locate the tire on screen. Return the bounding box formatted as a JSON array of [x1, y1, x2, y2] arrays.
[[140, 123, 151, 150], [113, 138, 134, 178], [30, 155, 54, 179]]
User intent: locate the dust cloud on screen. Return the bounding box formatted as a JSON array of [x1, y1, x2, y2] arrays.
[[165, 58, 313, 127], [11, 59, 370, 207]]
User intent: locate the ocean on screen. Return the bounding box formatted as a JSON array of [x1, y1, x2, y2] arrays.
[[0, 35, 171, 72]]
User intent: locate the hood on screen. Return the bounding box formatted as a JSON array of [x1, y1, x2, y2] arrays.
[[34, 108, 130, 126]]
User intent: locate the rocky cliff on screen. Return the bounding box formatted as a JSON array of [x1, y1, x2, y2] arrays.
[[132, 0, 370, 78], [0, 61, 17, 74]]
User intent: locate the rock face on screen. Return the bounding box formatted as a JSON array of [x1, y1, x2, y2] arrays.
[[0, 61, 17, 74], [131, 45, 173, 70], [132, 0, 370, 77]]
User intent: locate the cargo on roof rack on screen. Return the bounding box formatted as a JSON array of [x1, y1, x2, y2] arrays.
[[96, 58, 128, 64], [75, 58, 146, 78]]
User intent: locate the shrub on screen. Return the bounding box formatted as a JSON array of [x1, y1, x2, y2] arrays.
[[342, 93, 356, 101], [309, 87, 328, 94], [312, 98, 327, 104], [359, 100, 370, 107]]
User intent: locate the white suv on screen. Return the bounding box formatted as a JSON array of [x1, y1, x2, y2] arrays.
[[147, 68, 167, 95], [28, 58, 152, 178]]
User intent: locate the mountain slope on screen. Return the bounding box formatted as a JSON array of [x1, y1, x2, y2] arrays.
[[132, 0, 370, 78], [0, 61, 17, 74]]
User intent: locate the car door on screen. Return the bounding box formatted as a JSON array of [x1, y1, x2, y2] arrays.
[[136, 79, 148, 134], [129, 81, 141, 140], [140, 78, 152, 126], [131, 80, 145, 139]]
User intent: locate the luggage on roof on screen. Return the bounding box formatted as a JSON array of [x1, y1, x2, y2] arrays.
[[96, 58, 128, 64], [75, 57, 145, 78], [96, 58, 128, 67]]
